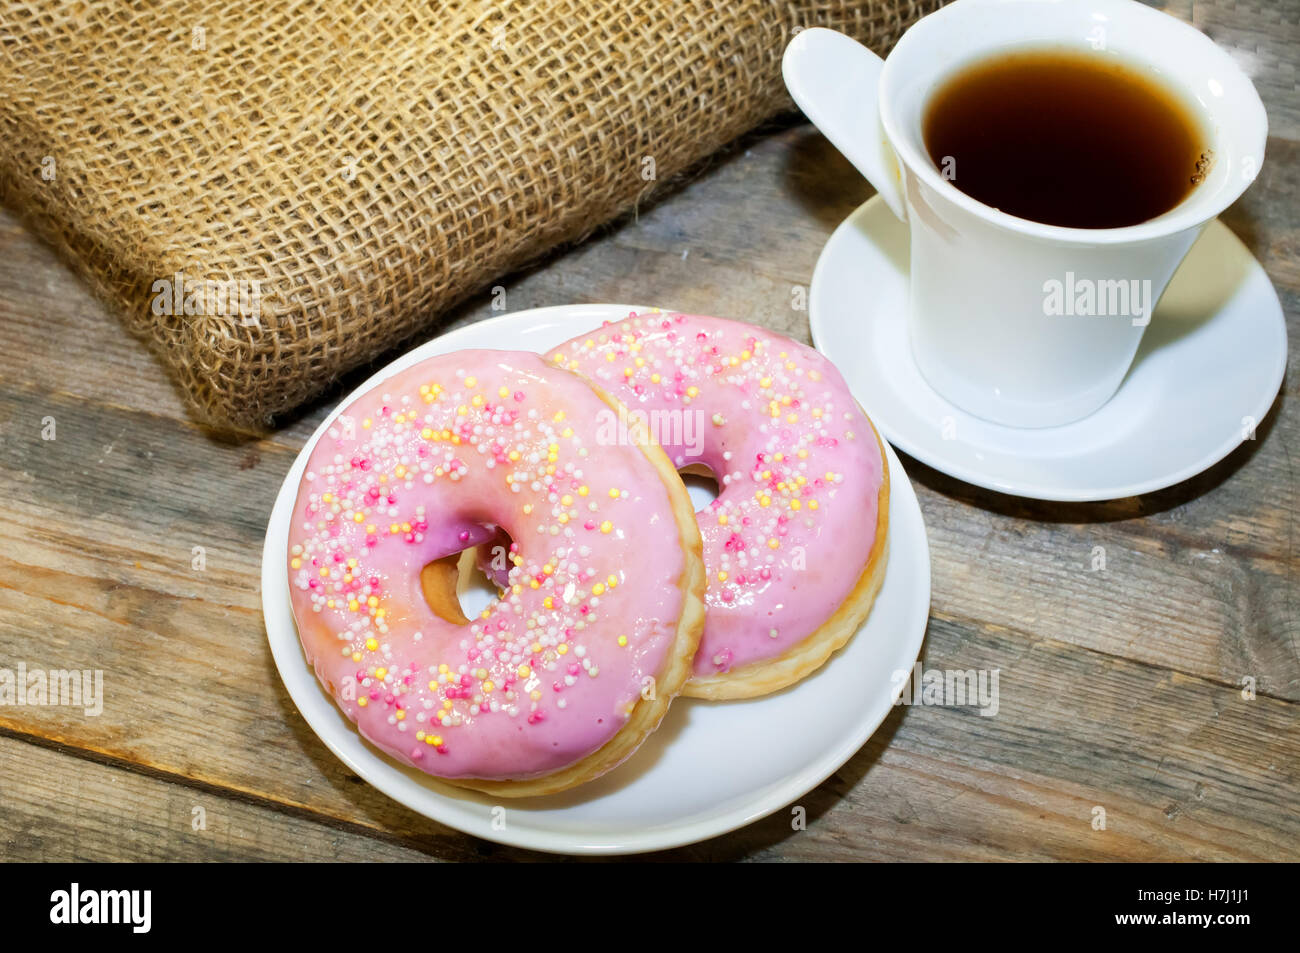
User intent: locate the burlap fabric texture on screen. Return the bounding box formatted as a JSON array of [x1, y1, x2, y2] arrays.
[[0, 0, 939, 431]]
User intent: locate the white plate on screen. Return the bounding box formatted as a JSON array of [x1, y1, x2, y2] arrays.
[[262, 303, 931, 855], [810, 197, 1288, 502]]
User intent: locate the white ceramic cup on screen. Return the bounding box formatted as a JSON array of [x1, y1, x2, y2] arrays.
[[783, 0, 1267, 428]]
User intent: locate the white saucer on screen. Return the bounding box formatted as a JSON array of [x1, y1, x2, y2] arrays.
[[810, 197, 1288, 502], [261, 304, 931, 855]]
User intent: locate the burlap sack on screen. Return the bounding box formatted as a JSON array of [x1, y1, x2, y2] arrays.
[[1, 0, 937, 431]]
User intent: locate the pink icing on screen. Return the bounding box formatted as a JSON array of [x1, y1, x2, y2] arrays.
[[286, 350, 689, 781], [551, 312, 883, 678]]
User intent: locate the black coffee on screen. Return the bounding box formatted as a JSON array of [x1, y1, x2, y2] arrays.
[[923, 48, 1211, 229]]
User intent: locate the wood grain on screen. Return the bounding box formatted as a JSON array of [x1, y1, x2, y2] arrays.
[[0, 0, 1295, 861]]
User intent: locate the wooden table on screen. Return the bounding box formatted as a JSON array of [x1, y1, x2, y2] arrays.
[[1, 0, 1295, 862]]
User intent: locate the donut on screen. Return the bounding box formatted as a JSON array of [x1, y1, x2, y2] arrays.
[[286, 349, 706, 796], [549, 312, 888, 699]]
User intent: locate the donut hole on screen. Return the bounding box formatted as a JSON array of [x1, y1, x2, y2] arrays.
[[419, 529, 514, 625], [679, 462, 721, 512]]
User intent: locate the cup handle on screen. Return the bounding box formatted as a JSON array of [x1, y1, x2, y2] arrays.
[[782, 27, 908, 222]]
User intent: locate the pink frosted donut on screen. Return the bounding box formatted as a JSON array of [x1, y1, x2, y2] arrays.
[[286, 350, 705, 796], [550, 312, 889, 699]]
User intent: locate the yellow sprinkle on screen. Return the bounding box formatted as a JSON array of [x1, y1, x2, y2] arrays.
[[592, 583, 605, 596], [365, 638, 378, 650], [464, 375, 477, 387], [362, 418, 372, 429], [768, 537, 780, 549], [650, 373, 661, 384], [482, 680, 495, 693], [718, 514, 728, 525], [809, 500, 819, 510], [523, 503, 533, 514], [606, 575, 618, 587], [686, 386, 699, 398], [608, 488, 620, 498], [600, 520, 613, 533], [357, 696, 368, 707], [290, 558, 301, 569], [617, 635, 628, 647], [517, 665, 532, 678], [558, 644, 569, 654], [790, 499, 802, 510], [717, 571, 728, 582]]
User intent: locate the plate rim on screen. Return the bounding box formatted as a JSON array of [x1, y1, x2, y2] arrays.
[[260, 302, 932, 854], [809, 196, 1289, 503]]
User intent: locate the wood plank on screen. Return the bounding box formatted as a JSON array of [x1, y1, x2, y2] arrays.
[[657, 616, 1300, 861], [0, 735, 438, 862]]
